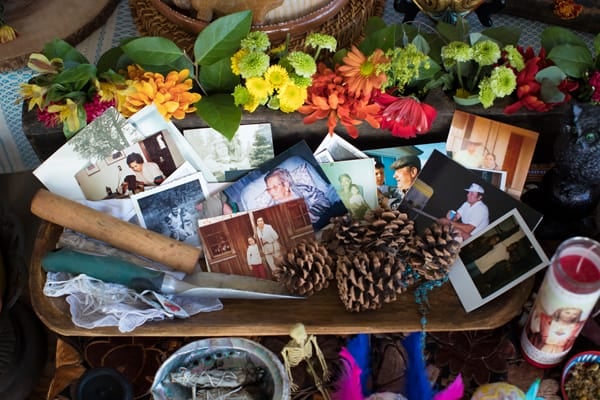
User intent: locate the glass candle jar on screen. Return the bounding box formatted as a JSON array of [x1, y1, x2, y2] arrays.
[[521, 236, 600, 368]]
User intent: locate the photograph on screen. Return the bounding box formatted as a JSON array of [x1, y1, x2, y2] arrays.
[[320, 159, 378, 220], [400, 150, 543, 241], [449, 209, 549, 312], [184, 123, 275, 182], [223, 141, 347, 230], [446, 110, 539, 198], [313, 132, 370, 162], [469, 167, 507, 191], [74, 130, 186, 201], [198, 198, 315, 279], [131, 172, 208, 247], [364, 142, 446, 209]]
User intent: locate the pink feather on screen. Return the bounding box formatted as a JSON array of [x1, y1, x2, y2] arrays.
[[433, 374, 464, 400], [331, 347, 364, 400]]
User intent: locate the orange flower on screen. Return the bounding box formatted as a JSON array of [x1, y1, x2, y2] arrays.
[[119, 68, 201, 120], [298, 63, 380, 138], [338, 46, 389, 98]]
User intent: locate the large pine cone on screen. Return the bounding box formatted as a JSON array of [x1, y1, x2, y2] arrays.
[[407, 222, 460, 281], [336, 250, 416, 312], [325, 209, 415, 258], [274, 239, 334, 296]]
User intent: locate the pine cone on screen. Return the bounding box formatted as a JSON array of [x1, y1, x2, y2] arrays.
[[336, 250, 416, 312], [324, 214, 369, 257], [407, 222, 460, 281], [274, 239, 334, 296], [362, 208, 415, 255]]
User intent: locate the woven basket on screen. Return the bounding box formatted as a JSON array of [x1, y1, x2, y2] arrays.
[[129, 0, 386, 54]]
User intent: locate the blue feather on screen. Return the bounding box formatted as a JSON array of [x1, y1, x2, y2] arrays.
[[346, 333, 372, 396], [403, 331, 433, 400]]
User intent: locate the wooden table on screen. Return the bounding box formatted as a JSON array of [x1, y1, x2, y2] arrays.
[[30, 221, 534, 337]]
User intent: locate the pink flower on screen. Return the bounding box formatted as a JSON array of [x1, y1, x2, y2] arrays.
[[84, 95, 116, 123], [590, 70, 600, 103], [374, 92, 437, 138]]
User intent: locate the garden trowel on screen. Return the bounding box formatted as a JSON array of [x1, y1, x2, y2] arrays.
[[41, 248, 304, 300]]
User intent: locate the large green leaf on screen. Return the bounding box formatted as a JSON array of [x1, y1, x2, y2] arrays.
[[479, 26, 521, 46], [541, 26, 589, 52], [199, 58, 240, 93], [121, 37, 184, 66], [196, 94, 242, 139], [43, 39, 89, 65], [96, 47, 125, 74], [359, 24, 397, 54], [194, 11, 252, 66], [540, 79, 565, 103], [138, 55, 196, 77], [436, 18, 470, 43], [535, 66, 566, 85], [547, 44, 594, 78], [365, 16, 387, 36]]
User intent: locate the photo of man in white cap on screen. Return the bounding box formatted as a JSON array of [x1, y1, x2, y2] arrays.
[[439, 182, 489, 240]]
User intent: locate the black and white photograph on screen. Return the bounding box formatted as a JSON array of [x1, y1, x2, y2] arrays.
[[449, 209, 549, 312], [198, 198, 314, 279], [131, 172, 208, 247], [320, 159, 378, 220], [74, 130, 186, 200], [184, 123, 275, 182], [223, 141, 347, 230], [400, 150, 543, 241], [446, 110, 539, 198]]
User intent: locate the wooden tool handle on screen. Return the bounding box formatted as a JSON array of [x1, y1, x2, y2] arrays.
[[30, 189, 200, 274]]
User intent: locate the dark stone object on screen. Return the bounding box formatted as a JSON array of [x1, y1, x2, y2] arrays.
[[393, 0, 506, 26], [73, 368, 134, 400]]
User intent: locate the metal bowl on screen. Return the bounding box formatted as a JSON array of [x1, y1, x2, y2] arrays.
[[151, 337, 290, 400]]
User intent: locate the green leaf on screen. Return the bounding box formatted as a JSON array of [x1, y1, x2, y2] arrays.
[[54, 64, 97, 91], [96, 47, 126, 74], [121, 37, 184, 66], [365, 16, 387, 36], [137, 55, 195, 77], [541, 26, 589, 53], [479, 26, 521, 46], [194, 10, 252, 66], [359, 24, 397, 54], [412, 34, 431, 55], [332, 49, 348, 66], [540, 79, 565, 103], [547, 44, 594, 78], [535, 66, 566, 85], [43, 39, 89, 65], [199, 57, 240, 93], [196, 94, 242, 139]]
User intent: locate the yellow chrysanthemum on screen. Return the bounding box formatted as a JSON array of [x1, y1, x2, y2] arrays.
[[47, 99, 81, 133], [231, 49, 248, 76], [242, 95, 261, 112], [245, 77, 272, 103], [264, 65, 289, 90], [19, 83, 47, 111], [278, 83, 307, 113], [119, 68, 201, 120], [338, 46, 389, 98], [0, 24, 17, 44]]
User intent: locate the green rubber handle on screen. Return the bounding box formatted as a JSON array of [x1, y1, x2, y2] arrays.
[[41, 248, 164, 292]]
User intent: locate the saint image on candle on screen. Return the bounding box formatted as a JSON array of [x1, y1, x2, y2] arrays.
[[528, 306, 584, 353]]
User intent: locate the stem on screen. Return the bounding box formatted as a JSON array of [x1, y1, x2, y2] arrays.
[[471, 65, 482, 92], [456, 61, 465, 91]]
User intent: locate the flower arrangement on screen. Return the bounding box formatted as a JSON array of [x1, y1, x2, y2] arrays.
[[18, 10, 600, 142]]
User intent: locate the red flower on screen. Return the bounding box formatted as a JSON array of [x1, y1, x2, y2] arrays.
[[299, 63, 380, 138], [504, 50, 578, 114], [373, 92, 437, 138], [84, 95, 116, 123]]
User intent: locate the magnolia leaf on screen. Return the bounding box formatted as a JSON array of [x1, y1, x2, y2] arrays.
[[541, 26, 589, 53], [547, 44, 593, 78], [199, 57, 240, 93], [121, 37, 184, 65], [540, 79, 565, 103], [43, 38, 89, 65], [194, 10, 252, 66], [138, 55, 196, 77], [196, 94, 242, 139], [96, 47, 126, 74], [480, 26, 521, 46], [535, 66, 566, 85]]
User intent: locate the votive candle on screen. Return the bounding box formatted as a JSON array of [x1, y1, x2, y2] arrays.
[[521, 236, 600, 368]]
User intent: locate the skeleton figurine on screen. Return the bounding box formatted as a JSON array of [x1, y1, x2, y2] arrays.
[[281, 323, 331, 399]]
